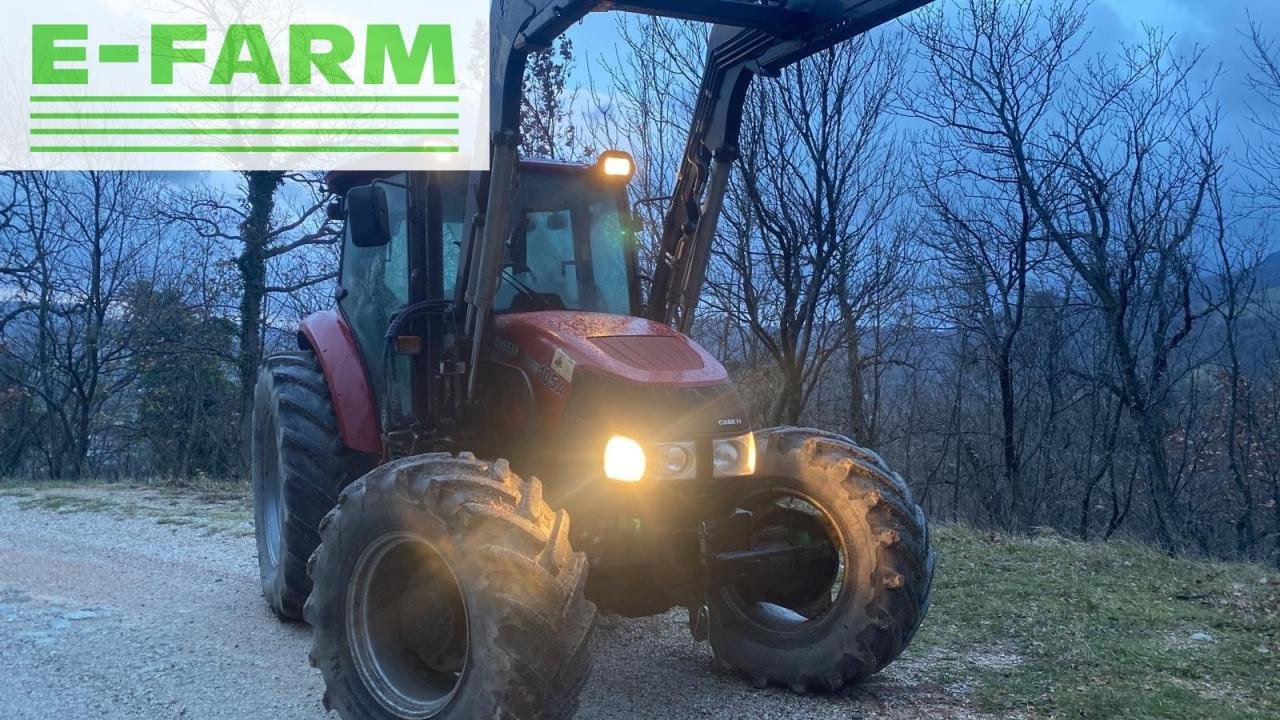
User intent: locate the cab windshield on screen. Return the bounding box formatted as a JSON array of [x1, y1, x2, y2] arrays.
[[443, 167, 636, 315]]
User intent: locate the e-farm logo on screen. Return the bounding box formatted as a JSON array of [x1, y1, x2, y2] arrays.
[[0, 3, 489, 171], [32, 25, 457, 87]]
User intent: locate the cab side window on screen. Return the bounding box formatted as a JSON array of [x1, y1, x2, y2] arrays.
[[339, 179, 410, 383], [439, 174, 468, 298]]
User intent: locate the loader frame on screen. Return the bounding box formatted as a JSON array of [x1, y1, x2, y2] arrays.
[[458, 0, 931, 397]]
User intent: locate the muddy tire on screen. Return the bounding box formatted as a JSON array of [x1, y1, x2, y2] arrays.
[[251, 351, 373, 622], [709, 427, 934, 692], [306, 453, 595, 720]]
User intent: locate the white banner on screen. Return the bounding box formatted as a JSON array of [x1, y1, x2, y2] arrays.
[[0, 1, 490, 171]]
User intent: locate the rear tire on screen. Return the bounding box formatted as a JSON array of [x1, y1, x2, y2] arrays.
[[306, 453, 595, 720], [251, 351, 373, 621], [709, 427, 935, 692]]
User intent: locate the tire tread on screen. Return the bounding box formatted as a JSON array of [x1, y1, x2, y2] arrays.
[[306, 454, 595, 720]]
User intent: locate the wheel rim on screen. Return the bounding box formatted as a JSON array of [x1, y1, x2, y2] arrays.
[[721, 490, 848, 637], [258, 414, 285, 569], [348, 532, 469, 719]]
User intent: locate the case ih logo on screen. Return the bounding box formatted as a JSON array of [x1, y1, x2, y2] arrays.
[[0, 2, 489, 171]]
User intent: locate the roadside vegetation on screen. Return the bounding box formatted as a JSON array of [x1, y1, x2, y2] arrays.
[[0, 479, 251, 537], [913, 525, 1280, 719]]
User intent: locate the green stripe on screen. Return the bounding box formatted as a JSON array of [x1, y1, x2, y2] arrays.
[[30, 128, 460, 136], [32, 112, 460, 120], [30, 95, 459, 103], [30, 146, 459, 154]]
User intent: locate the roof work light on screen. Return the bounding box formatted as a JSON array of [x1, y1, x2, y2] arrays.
[[597, 151, 636, 182]]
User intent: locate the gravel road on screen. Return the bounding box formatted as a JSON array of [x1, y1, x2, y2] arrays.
[[0, 488, 973, 719]]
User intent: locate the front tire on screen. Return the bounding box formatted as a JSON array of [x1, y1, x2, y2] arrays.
[[709, 427, 935, 692], [306, 453, 595, 720]]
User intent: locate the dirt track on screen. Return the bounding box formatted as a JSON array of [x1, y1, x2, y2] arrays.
[[0, 489, 976, 719]]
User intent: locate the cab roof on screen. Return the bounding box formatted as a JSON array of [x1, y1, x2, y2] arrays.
[[324, 158, 594, 196]]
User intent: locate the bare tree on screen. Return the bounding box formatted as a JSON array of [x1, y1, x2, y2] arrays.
[[833, 220, 916, 446], [1026, 38, 1219, 546], [0, 172, 60, 474], [906, 0, 1085, 527], [522, 37, 588, 160], [1, 173, 34, 332], [1245, 19, 1280, 212], [0, 173, 22, 287], [587, 18, 707, 278], [163, 172, 339, 427], [0, 172, 161, 478], [1256, 305, 1280, 564], [1200, 183, 1266, 558], [134, 0, 340, 437], [709, 38, 909, 426], [907, 0, 1231, 549]]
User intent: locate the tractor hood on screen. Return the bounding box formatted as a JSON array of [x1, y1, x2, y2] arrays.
[[487, 311, 747, 443], [492, 312, 730, 388]]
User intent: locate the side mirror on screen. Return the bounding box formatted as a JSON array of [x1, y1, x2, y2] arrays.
[[347, 184, 391, 248]]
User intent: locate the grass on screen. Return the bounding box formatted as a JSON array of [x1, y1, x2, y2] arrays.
[[0, 478, 253, 537], [910, 525, 1280, 719], [2, 481, 1276, 717]]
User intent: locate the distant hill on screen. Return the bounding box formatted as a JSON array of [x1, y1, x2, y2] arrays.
[[1258, 250, 1280, 289], [1253, 251, 1280, 315]]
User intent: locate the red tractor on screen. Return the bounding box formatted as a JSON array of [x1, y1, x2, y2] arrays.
[[251, 1, 935, 718]]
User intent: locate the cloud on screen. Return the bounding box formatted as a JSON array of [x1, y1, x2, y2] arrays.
[[1096, 0, 1280, 112]]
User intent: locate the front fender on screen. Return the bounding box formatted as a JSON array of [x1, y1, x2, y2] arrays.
[[297, 310, 382, 455]]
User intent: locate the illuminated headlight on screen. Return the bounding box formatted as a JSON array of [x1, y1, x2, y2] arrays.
[[604, 435, 646, 482], [712, 433, 756, 478], [653, 442, 696, 480]]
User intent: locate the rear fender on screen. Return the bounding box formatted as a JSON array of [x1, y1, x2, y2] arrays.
[[297, 311, 382, 455]]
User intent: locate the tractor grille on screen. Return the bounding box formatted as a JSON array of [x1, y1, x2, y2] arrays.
[[565, 374, 744, 440]]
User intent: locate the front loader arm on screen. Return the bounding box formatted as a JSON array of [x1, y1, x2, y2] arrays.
[[463, 0, 933, 396], [644, 0, 935, 330]]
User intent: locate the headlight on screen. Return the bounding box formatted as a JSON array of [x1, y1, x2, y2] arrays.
[[604, 435, 646, 482], [653, 442, 696, 480], [712, 433, 756, 478]]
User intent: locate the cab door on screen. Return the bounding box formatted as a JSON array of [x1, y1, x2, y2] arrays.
[[338, 175, 412, 424]]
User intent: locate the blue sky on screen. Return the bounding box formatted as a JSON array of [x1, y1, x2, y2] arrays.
[[565, 0, 1280, 157], [564, 1, 1280, 255], [1091, 0, 1280, 113], [185, 2, 1280, 252], [568, 0, 1278, 122]]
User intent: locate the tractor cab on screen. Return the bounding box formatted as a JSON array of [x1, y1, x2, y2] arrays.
[[325, 154, 647, 447], [328, 154, 639, 315]]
